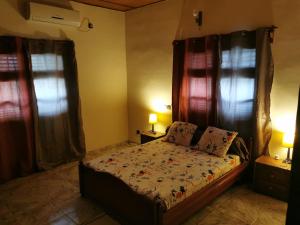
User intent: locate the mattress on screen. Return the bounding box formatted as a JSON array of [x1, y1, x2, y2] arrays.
[[83, 139, 241, 209]]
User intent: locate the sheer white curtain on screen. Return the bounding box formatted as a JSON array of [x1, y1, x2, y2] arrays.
[[31, 54, 68, 117], [219, 47, 256, 123]]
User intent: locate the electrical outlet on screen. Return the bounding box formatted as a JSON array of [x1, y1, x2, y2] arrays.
[[136, 130, 140, 134]]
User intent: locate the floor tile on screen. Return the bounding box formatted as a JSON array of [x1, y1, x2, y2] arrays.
[[46, 215, 76, 225], [197, 209, 248, 225], [253, 195, 287, 225], [215, 185, 262, 224], [63, 197, 104, 224], [182, 206, 213, 225], [87, 215, 120, 225]]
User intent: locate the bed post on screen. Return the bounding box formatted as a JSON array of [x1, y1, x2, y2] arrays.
[[79, 161, 85, 197], [155, 199, 165, 225]]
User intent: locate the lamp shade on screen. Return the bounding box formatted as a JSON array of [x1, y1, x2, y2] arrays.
[[149, 113, 157, 124], [282, 132, 295, 148]]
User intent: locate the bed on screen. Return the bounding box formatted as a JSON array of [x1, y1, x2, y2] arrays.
[[79, 136, 251, 225]]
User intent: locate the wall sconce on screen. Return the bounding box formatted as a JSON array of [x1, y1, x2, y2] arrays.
[[282, 132, 295, 164], [149, 113, 158, 133], [78, 17, 94, 32], [193, 10, 203, 27]]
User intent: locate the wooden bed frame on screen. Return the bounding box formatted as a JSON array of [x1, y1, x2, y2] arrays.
[[79, 139, 251, 225]]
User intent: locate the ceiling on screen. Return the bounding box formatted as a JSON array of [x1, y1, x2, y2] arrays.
[[72, 0, 166, 11]]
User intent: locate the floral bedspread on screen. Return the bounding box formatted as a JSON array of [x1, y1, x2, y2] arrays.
[[83, 139, 240, 209]]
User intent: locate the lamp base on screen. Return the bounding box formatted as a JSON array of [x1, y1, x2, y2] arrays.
[[150, 124, 156, 134], [283, 159, 292, 164], [283, 147, 292, 164]]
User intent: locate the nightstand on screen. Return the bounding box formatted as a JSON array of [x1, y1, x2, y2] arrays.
[[140, 131, 165, 144], [254, 155, 291, 201]]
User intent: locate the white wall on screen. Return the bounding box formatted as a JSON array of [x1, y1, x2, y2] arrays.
[[269, 0, 300, 158], [126, 0, 184, 143]]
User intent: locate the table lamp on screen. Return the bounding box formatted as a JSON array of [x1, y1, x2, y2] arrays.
[[282, 132, 294, 164], [149, 113, 157, 133]]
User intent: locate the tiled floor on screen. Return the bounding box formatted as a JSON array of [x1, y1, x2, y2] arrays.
[[0, 142, 287, 225]]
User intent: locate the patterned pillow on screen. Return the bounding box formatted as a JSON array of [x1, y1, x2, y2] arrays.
[[196, 126, 238, 157], [163, 121, 197, 146]]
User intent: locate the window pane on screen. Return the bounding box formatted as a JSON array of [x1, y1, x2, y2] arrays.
[[31, 54, 64, 72], [0, 81, 21, 121], [31, 54, 67, 117], [220, 46, 256, 121], [221, 48, 256, 69], [220, 77, 254, 102], [189, 52, 213, 69], [220, 77, 255, 119], [190, 77, 209, 98], [0, 54, 19, 72], [33, 77, 68, 117]]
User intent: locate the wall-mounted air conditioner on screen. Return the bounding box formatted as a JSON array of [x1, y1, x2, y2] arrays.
[[27, 2, 80, 27]]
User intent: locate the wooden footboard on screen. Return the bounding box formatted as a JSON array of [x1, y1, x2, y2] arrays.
[[162, 162, 248, 225], [79, 162, 165, 225], [79, 161, 248, 225]]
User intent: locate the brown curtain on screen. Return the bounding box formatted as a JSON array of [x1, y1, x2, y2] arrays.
[[0, 37, 35, 182], [26, 39, 86, 170], [253, 28, 274, 158], [172, 36, 219, 129]]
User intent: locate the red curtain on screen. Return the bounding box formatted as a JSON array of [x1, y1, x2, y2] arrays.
[[0, 37, 35, 182], [172, 36, 219, 129]]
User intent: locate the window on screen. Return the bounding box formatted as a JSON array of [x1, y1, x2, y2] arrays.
[[189, 52, 213, 70], [0, 54, 19, 72], [0, 54, 21, 121], [0, 81, 22, 121], [220, 47, 256, 120], [189, 77, 212, 113], [31, 54, 64, 72], [220, 77, 255, 119], [31, 54, 68, 117], [187, 51, 214, 115], [221, 48, 256, 69]]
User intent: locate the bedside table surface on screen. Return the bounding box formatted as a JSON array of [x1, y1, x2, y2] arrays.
[[141, 131, 165, 138], [256, 155, 291, 171]]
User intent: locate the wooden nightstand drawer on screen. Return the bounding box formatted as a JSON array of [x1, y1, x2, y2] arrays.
[[255, 163, 290, 185], [255, 180, 289, 201], [254, 155, 291, 202]]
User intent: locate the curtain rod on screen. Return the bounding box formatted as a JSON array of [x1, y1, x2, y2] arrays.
[[173, 26, 279, 43]]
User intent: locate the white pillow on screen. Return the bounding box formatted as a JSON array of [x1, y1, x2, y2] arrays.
[[196, 126, 238, 157], [163, 121, 197, 146]]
